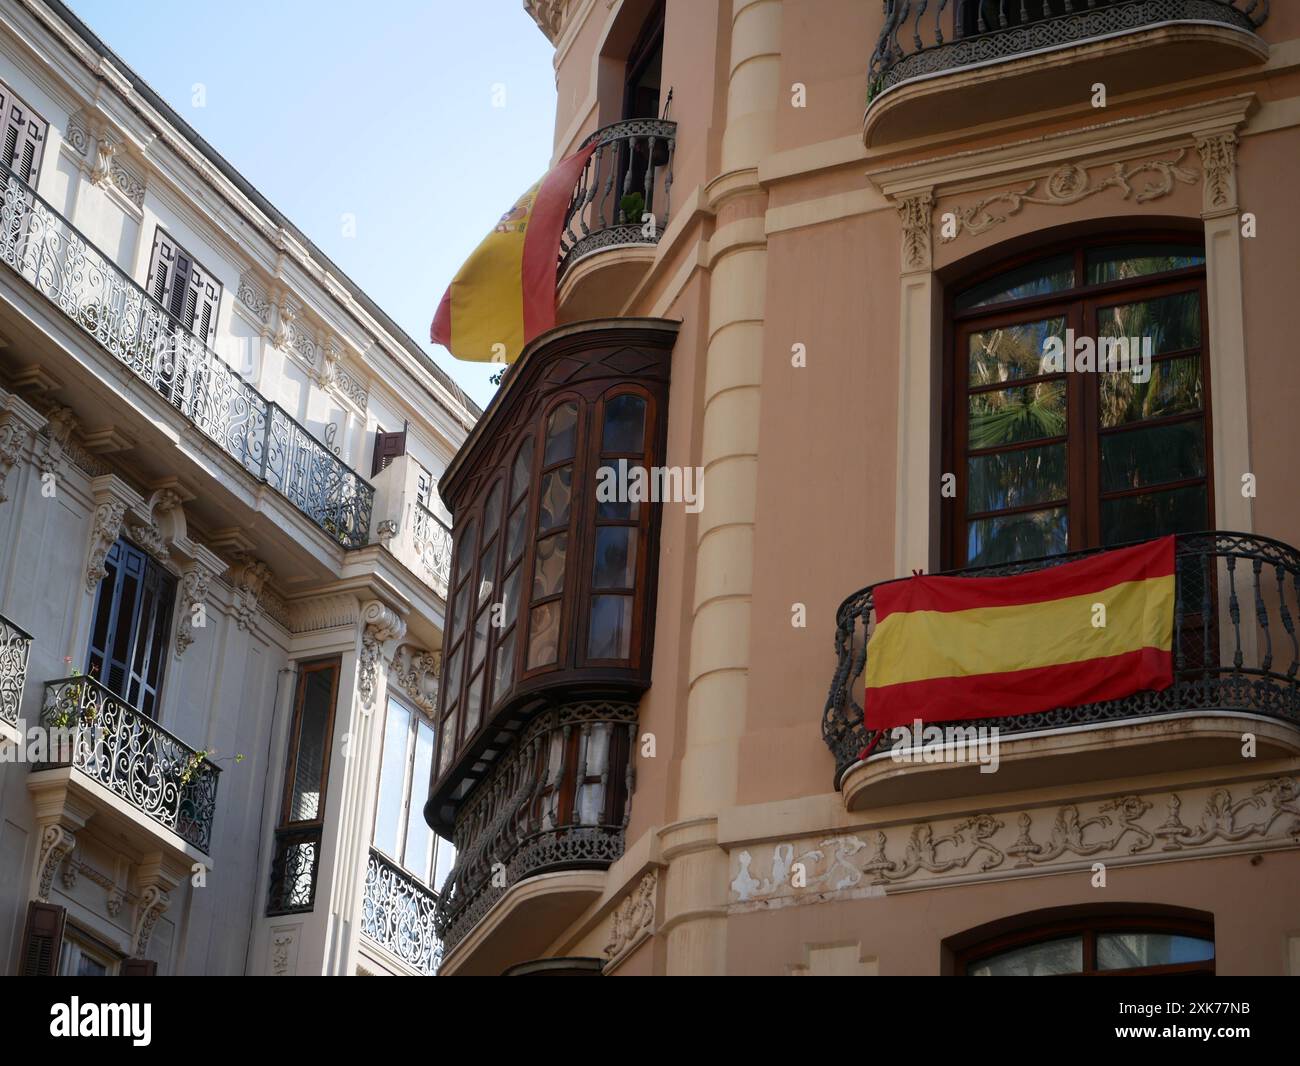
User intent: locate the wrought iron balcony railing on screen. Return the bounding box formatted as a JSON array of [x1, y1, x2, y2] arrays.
[[0, 611, 33, 729], [824, 531, 1300, 786], [411, 501, 453, 592], [869, 0, 1270, 101], [559, 118, 676, 277], [40, 676, 220, 852], [266, 825, 321, 915], [361, 848, 442, 975], [0, 166, 374, 549], [434, 701, 635, 951]]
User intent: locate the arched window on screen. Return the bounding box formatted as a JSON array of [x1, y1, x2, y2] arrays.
[[945, 236, 1210, 568], [955, 914, 1215, 976]]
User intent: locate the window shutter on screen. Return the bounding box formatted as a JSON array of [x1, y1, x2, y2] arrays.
[[120, 958, 158, 976], [0, 81, 47, 186], [146, 230, 223, 346], [371, 427, 407, 477], [18, 901, 65, 977]]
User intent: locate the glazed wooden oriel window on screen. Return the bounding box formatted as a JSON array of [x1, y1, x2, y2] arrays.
[[947, 239, 1212, 568], [527, 400, 580, 671]]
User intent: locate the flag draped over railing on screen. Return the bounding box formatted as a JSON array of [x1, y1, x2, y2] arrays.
[[865, 536, 1176, 732], [431, 143, 597, 364]]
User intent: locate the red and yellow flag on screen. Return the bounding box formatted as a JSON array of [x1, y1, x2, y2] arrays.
[[865, 536, 1175, 732], [431, 143, 596, 364]]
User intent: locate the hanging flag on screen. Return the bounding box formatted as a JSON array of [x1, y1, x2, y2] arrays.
[[865, 535, 1175, 733], [431, 143, 597, 364]]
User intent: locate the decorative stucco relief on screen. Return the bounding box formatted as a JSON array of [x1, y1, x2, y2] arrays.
[[940, 148, 1198, 243], [729, 777, 1300, 913], [604, 869, 658, 965]]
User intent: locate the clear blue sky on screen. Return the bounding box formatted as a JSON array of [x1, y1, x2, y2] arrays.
[[69, 0, 558, 410]]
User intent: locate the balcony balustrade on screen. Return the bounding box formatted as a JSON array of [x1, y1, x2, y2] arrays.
[[870, 0, 1268, 98], [40, 675, 220, 853], [824, 531, 1300, 787], [0, 166, 373, 548], [411, 501, 453, 593], [0, 611, 32, 730], [865, 1, 1270, 144], [433, 701, 635, 952], [559, 118, 676, 277], [361, 848, 442, 975]]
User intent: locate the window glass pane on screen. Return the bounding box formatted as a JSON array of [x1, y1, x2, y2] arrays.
[[453, 520, 476, 584], [1097, 291, 1201, 356], [442, 645, 463, 702], [494, 627, 516, 701], [602, 394, 647, 453], [476, 539, 498, 608], [588, 595, 633, 659], [543, 401, 579, 464], [538, 466, 572, 531], [968, 381, 1066, 448], [500, 566, 522, 629], [967, 507, 1068, 567], [1101, 484, 1207, 547], [1096, 933, 1214, 971], [482, 483, 503, 539], [1100, 355, 1203, 427], [403, 719, 436, 881], [592, 527, 638, 589], [1101, 421, 1205, 492], [576, 723, 612, 825], [968, 316, 1066, 386], [511, 437, 534, 500], [438, 714, 456, 775], [288, 667, 335, 822], [527, 603, 562, 668], [452, 581, 470, 637], [433, 836, 457, 891], [955, 254, 1074, 311], [373, 699, 411, 857], [464, 673, 484, 737], [471, 608, 489, 673], [968, 936, 1083, 976], [1086, 244, 1204, 284], [76, 953, 108, 977], [506, 500, 528, 562], [533, 533, 568, 599], [967, 443, 1067, 513], [597, 463, 640, 520]]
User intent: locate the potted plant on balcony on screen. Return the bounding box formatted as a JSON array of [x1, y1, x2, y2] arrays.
[[620, 191, 645, 226]]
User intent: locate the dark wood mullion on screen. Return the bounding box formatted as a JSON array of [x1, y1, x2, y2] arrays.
[[966, 498, 1070, 522], [1096, 409, 1207, 437], [967, 371, 1068, 395], [1098, 475, 1208, 503], [967, 433, 1068, 458]]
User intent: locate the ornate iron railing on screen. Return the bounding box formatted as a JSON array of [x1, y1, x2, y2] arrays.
[[824, 531, 1300, 786], [559, 118, 676, 276], [0, 165, 374, 548], [412, 501, 453, 593], [267, 825, 321, 915], [434, 701, 636, 950], [40, 676, 220, 852], [0, 611, 33, 729], [869, 1, 1269, 101], [361, 848, 442, 974]]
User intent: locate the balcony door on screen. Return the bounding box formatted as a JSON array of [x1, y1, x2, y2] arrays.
[[945, 237, 1211, 568]]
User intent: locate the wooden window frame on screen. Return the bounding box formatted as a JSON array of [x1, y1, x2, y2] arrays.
[[0, 78, 48, 187], [371, 692, 441, 887], [943, 232, 1212, 570], [278, 658, 341, 831], [955, 914, 1215, 976]]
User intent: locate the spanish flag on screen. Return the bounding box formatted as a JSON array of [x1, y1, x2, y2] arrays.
[[431, 143, 597, 364], [865, 536, 1175, 732]]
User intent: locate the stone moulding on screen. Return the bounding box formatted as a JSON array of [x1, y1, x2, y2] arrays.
[[728, 776, 1300, 913]]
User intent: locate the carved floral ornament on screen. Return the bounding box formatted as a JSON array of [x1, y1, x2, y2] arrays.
[[359, 600, 407, 708], [604, 869, 658, 964], [391, 644, 441, 715], [729, 777, 1300, 911]]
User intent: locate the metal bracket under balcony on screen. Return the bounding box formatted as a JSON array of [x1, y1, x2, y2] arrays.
[[865, 1, 1270, 146], [558, 119, 676, 281], [824, 531, 1300, 797]]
